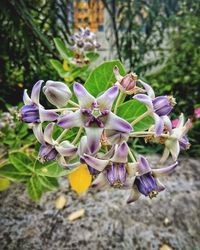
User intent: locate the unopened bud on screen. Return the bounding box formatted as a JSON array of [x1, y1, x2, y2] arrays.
[[43, 81, 72, 107]]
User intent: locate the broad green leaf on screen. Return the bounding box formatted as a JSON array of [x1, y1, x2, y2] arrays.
[[27, 176, 42, 201], [35, 161, 78, 177], [0, 178, 10, 191], [0, 165, 31, 182], [38, 176, 59, 191], [50, 59, 67, 78], [54, 38, 74, 58], [117, 100, 154, 131], [9, 152, 33, 172], [84, 60, 126, 96], [85, 52, 99, 62]]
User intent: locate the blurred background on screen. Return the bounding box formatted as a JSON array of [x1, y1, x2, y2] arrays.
[[0, 1, 200, 249]]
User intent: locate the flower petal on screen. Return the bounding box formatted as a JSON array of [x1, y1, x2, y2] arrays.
[[162, 115, 172, 132], [113, 65, 123, 82], [78, 136, 89, 156], [31, 80, 43, 105], [96, 85, 119, 110], [39, 108, 59, 123], [73, 82, 95, 107], [43, 123, 54, 145], [137, 155, 151, 175], [168, 140, 180, 161], [133, 94, 153, 110], [160, 147, 170, 164], [127, 188, 141, 204], [91, 172, 109, 189], [32, 124, 45, 144], [55, 141, 77, 157], [138, 79, 155, 98], [83, 154, 109, 171], [58, 110, 83, 129], [106, 129, 129, 144], [155, 179, 165, 192], [85, 127, 103, 154], [153, 113, 164, 136], [152, 161, 178, 177], [110, 142, 128, 163], [106, 112, 133, 133], [23, 90, 32, 105]]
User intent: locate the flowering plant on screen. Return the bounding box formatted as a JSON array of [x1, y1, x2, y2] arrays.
[[2, 58, 189, 202]]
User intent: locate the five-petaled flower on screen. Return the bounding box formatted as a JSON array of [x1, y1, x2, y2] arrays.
[[127, 155, 178, 203], [58, 83, 133, 154]]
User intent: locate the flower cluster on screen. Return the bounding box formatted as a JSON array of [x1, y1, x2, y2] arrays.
[[19, 66, 191, 203]]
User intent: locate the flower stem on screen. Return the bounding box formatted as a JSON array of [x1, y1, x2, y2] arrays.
[[128, 147, 137, 162], [131, 110, 151, 126], [56, 129, 69, 143], [49, 107, 78, 112], [72, 127, 83, 145], [114, 91, 124, 114], [68, 100, 80, 108]]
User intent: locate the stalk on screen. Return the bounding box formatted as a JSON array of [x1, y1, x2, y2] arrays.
[[131, 110, 151, 126]]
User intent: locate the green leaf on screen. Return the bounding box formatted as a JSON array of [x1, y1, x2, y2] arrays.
[[9, 152, 33, 172], [54, 38, 74, 59], [38, 176, 59, 191], [50, 59, 67, 78], [27, 176, 42, 201], [35, 161, 78, 177], [0, 165, 31, 182], [85, 52, 99, 62], [84, 60, 126, 97], [117, 100, 154, 131]]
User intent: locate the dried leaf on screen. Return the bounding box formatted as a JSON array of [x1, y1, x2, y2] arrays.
[[55, 195, 67, 209], [160, 244, 173, 250], [67, 208, 85, 221]]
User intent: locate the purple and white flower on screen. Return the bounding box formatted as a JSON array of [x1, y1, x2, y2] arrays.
[[20, 80, 58, 124], [160, 114, 192, 163], [58, 83, 133, 154], [33, 123, 77, 163], [133, 80, 175, 135], [127, 155, 178, 203]]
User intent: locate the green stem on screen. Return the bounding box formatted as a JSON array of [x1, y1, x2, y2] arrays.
[[49, 107, 78, 112], [128, 147, 136, 162], [131, 110, 151, 126], [68, 100, 80, 108], [56, 129, 69, 143], [114, 91, 124, 114], [72, 127, 83, 145]]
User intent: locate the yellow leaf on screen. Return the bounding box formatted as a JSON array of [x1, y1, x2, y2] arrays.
[[0, 178, 10, 191], [68, 164, 92, 194], [67, 208, 85, 221]]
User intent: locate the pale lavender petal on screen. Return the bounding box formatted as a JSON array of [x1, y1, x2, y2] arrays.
[[39, 108, 59, 123], [137, 155, 151, 175], [127, 188, 141, 204], [23, 90, 32, 105], [55, 141, 77, 157], [59, 161, 81, 169], [31, 80, 43, 105], [133, 94, 153, 110], [113, 65, 123, 82], [85, 127, 103, 154], [152, 161, 178, 177], [32, 124, 45, 144], [153, 113, 164, 136], [58, 110, 83, 129], [162, 115, 172, 132], [138, 79, 155, 98], [106, 112, 133, 133], [73, 82, 95, 107], [83, 154, 109, 171], [91, 172, 110, 189], [177, 113, 184, 128], [43, 123, 54, 145], [110, 142, 129, 163], [155, 179, 165, 192], [160, 147, 170, 164], [78, 136, 89, 156], [169, 140, 180, 161], [106, 129, 129, 144], [97, 85, 119, 110]]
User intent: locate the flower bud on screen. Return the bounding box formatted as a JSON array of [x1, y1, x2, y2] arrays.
[[152, 96, 174, 116], [43, 81, 72, 107], [39, 144, 58, 162], [19, 104, 40, 123], [135, 173, 158, 198]]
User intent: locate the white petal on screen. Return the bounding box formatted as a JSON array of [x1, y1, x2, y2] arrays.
[[96, 85, 118, 110], [127, 188, 141, 204], [138, 79, 155, 98], [83, 154, 109, 171], [85, 127, 103, 154], [31, 80, 43, 105], [43, 123, 55, 145], [32, 124, 45, 144], [106, 112, 133, 133], [23, 90, 32, 105], [58, 110, 83, 129], [110, 142, 128, 163], [73, 82, 95, 108]]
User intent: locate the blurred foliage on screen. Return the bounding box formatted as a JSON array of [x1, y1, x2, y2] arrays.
[[0, 0, 73, 108]]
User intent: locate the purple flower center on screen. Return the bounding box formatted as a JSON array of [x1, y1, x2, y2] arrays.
[[152, 96, 173, 116], [81, 102, 109, 128], [135, 173, 158, 198], [106, 163, 127, 188], [19, 104, 40, 123], [39, 144, 58, 162]]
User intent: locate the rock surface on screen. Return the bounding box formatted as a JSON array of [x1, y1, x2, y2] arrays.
[[0, 155, 200, 250]]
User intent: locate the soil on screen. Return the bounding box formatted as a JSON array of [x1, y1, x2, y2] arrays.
[[0, 155, 200, 250]]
